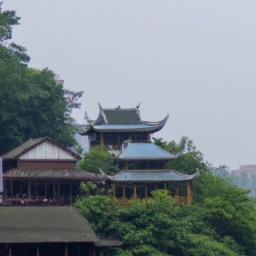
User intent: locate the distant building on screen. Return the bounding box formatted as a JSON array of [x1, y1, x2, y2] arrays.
[[233, 165, 256, 178]]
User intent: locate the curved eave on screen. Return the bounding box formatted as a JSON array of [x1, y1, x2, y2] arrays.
[[88, 114, 169, 133], [114, 156, 177, 161], [99, 168, 199, 184]]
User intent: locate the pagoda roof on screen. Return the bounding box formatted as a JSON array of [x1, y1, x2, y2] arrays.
[[81, 107, 169, 133], [100, 169, 199, 184], [115, 143, 177, 161], [4, 168, 105, 181]]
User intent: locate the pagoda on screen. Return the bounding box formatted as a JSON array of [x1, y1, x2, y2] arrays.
[[82, 105, 198, 204]]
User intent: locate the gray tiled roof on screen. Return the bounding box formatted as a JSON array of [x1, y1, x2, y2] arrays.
[[100, 169, 199, 184], [4, 169, 105, 181], [1, 138, 45, 159], [0, 206, 98, 243], [116, 143, 177, 160], [103, 109, 140, 124]]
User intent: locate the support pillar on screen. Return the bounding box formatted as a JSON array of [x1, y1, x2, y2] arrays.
[[58, 182, 60, 205], [146, 161, 148, 170], [28, 180, 31, 199], [133, 185, 137, 200], [8, 246, 11, 256], [37, 245, 40, 256], [10, 180, 13, 198], [45, 183, 47, 197], [154, 184, 158, 190], [4, 179, 6, 198], [69, 182, 72, 206], [117, 132, 121, 150], [187, 181, 192, 205], [53, 182, 56, 202], [65, 244, 68, 256], [125, 161, 128, 170], [144, 184, 148, 202], [122, 185, 126, 200], [100, 132, 104, 147], [164, 161, 167, 170]]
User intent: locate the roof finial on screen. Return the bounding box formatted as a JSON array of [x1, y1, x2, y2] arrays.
[[136, 102, 141, 110], [84, 111, 90, 121], [115, 106, 121, 110], [98, 102, 102, 110]]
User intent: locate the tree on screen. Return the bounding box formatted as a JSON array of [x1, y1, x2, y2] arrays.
[[78, 146, 119, 175], [0, 4, 83, 154]]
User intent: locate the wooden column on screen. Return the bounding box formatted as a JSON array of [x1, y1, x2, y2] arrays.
[[147, 133, 151, 142], [122, 185, 126, 200], [113, 185, 116, 197], [125, 161, 128, 170], [164, 161, 167, 170], [146, 161, 148, 170], [65, 244, 68, 256], [144, 184, 148, 202], [45, 183, 47, 197], [4, 179, 6, 198], [28, 180, 31, 199], [69, 182, 72, 206], [8, 246, 11, 256], [53, 182, 56, 202], [57, 182, 60, 204], [100, 132, 104, 147], [37, 245, 40, 256], [117, 132, 121, 150], [154, 184, 158, 190], [187, 181, 192, 205], [176, 184, 179, 196], [133, 185, 137, 200], [10, 180, 13, 198]]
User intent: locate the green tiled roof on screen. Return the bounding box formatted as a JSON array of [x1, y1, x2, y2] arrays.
[[0, 206, 98, 243]]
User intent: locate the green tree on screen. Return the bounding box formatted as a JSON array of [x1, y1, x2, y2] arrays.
[[0, 4, 83, 154], [78, 146, 119, 175]]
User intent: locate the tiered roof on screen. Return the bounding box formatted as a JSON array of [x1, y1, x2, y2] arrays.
[[81, 107, 169, 134], [100, 169, 199, 184], [115, 143, 177, 161]]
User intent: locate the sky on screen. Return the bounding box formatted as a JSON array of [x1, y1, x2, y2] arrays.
[[3, 1, 256, 170]]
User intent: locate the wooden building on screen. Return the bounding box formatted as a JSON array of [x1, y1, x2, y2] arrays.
[[82, 106, 198, 204], [0, 206, 118, 256], [1, 137, 104, 205]]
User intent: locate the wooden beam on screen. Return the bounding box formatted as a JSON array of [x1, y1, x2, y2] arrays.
[[144, 184, 148, 202], [10, 179, 13, 198], [122, 185, 126, 200], [117, 132, 121, 150], [69, 182, 72, 206], [187, 181, 192, 205], [37, 245, 40, 256], [65, 244, 68, 256], [28, 180, 31, 199], [100, 132, 104, 147], [53, 182, 56, 202], [134, 185, 137, 200]]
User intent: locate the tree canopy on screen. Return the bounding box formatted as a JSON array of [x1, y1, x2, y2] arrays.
[[0, 4, 83, 154]]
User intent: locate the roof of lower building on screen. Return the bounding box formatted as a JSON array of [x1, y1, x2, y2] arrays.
[[0, 206, 98, 243], [4, 169, 105, 181], [100, 169, 199, 184], [1, 137, 81, 160], [115, 143, 177, 161]]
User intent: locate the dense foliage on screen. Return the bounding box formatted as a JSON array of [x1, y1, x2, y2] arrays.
[[78, 146, 119, 175], [76, 137, 256, 256], [0, 4, 82, 154]]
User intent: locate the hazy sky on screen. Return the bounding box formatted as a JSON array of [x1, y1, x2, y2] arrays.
[[4, 1, 256, 170]]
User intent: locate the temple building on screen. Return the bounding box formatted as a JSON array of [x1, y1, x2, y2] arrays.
[[82, 105, 198, 204], [1, 137, 104, 205]]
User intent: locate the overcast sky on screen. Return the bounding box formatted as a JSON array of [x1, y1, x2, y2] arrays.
[[4, 1, 256, 170]]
